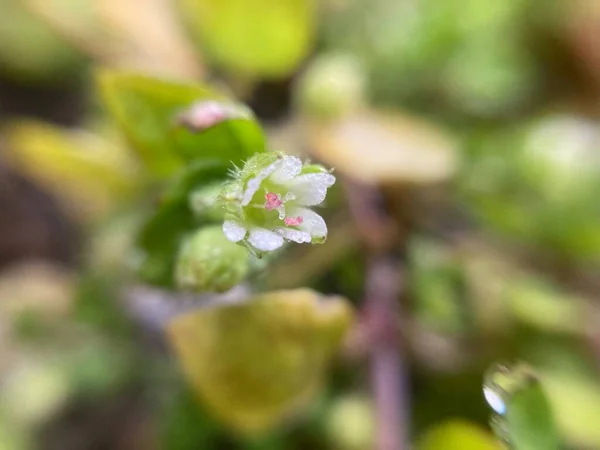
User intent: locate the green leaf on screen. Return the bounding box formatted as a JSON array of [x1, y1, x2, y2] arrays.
[[136, 160, 228, 287], [161, 388, 222, 450], [172, 115, 265, 165], [505, 383, 561, 450], [97, 70, 265, 178], [176, 0, 316, 77], [484, 364, 561, 450], [161, 159, 229, 206]]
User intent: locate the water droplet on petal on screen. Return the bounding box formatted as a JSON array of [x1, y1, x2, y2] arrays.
[[483, 363, 513, 416], [282, 192, 296, 202], [277, 205, 286, 220], [483, 385, 507, 416]]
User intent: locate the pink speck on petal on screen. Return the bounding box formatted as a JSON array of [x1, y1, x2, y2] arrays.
[[284, 216, 303, 226], [265, 192, 283, 211]]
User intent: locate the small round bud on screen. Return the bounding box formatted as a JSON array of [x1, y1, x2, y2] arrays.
[[295, 53, 367, 120], [523, 115, 600, 192], [326, 395, 375, 450], [176, 226, 249, 293], [176, 100, 253, 132], [2, 360, 70, 427]]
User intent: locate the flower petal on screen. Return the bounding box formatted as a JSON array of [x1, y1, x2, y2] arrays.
[[222, 220, 247, 242], [269, 156, 302, 184], [274, 227, 312, 244], [288, 207, 327, 240], [241, 162, 279, 206], [248, 228, 285, 252], [287, 173, 336, 206]]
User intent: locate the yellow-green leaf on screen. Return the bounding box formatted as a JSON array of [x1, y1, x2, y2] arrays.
[[541, 367, 600, 447], [416, 420, 502, 450], [3, 120, 138, 221], [167, 289, 354, 434], [176, 0, 316, 78]]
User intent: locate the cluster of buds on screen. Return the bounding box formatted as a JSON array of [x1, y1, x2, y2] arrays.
[[219, 152, 336, 256]]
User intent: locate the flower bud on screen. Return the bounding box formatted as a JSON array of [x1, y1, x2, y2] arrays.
[[176, 100, 253, 132], [523, 114, 600, 199], [176, 226, 249, 293]]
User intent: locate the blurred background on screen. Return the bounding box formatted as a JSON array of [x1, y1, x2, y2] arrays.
[[1, 0, 600, 448]]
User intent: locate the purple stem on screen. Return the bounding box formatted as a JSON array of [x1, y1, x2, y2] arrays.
[[366, 256, 408, 450], [342, 179, 409, 450]]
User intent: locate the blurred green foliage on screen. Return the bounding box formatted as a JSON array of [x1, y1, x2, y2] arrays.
[[1, 0, 600, 449], [0, 0, 87, 83], [175, 0, 316, 77], [321, 0, 551, 117], [461, 114, 600, 263]]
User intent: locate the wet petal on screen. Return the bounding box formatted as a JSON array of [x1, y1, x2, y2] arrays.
[[288, 207, 327, 240], [287, 173, 336, 206], [242, 162, 279, 206], [269, 156, 302, 184], [223, 220, 247, 242], [248, 228, 285, 252], [274, 227, 312, 244]]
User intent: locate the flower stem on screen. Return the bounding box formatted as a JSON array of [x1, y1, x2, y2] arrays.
[[366, 255, 408, 450], [342, 179, 409, 450]]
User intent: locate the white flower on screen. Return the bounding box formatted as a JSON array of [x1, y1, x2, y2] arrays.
[[220, 153, 336, 255]]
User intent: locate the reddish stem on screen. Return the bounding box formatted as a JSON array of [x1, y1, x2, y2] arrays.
[[343, 179, 409, 450], [366, 256, 408, 450]]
